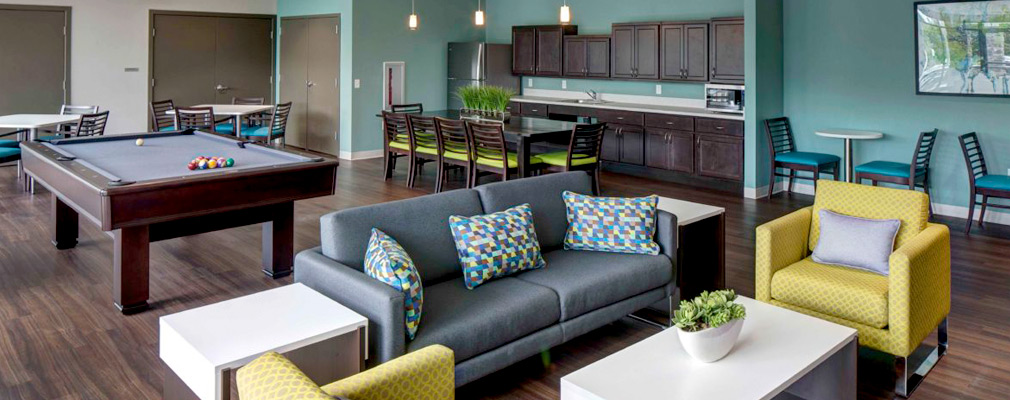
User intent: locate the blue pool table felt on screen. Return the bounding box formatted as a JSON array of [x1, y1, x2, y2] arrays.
[[43, 132, 312, 183]]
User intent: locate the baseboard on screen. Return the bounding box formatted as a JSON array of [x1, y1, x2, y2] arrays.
[[745, 181, 1010, 226], [338, 150, 383, 161]]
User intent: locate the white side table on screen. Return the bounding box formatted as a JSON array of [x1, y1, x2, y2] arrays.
[[815, 129, 884, 182], [160, 283, 368, 400], [655, 197, 727, 302]]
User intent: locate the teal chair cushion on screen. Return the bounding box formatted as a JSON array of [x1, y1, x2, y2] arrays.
[[854, 161, 914, 178], [976, 175, 1010, 191], [0, 139, 18, 148], [241, 126, 279, 137], [775, 151, 840, 167], [216, 123, 254, 134], [159, 126, 176, 132], [37, 135, 65, 142], [0, 147, 20, 162]]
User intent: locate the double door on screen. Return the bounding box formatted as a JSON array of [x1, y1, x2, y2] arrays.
[[0, 6, 68, 121], [611, 23, 659, 80], [660, 23, 708, 81], [563, 36, 610, 78], [280, 16, 341, 156], [151, 13, 274, 108]]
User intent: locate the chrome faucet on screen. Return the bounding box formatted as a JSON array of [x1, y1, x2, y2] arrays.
[[585, 90, 599, 101]]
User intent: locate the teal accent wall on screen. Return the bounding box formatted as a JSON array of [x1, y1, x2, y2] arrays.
[[744, 0, 783, 189], [782, 0, 1010, 212], [277, 0, 353, 153]]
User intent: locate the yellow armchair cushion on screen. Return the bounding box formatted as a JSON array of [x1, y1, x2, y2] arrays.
[[237, 351, 333, 400], [770, 258, 889, 328], [809, 180, 929, 250], [322, 345, 455, 400]]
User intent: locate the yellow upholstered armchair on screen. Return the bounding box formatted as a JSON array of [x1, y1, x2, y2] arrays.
[[237, 345, 455, 400], [755, 180, 949, 397]]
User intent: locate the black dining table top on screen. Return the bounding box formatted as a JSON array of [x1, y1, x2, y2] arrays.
[[376, 109, 576, 137]]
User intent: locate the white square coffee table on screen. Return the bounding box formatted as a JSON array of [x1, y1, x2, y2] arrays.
[[160, 283, 368, 400], [562, 297, 857, 400]]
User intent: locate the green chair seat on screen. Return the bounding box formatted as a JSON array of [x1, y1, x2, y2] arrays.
[[475, 152, 542, 169], [415, 146, 438, 156], [976, 175, 1010, 191], [536, 151, 597, 167], [389, 141, 410, 151], [775, 151, 840, 167], [0, 139, 18, 148], [854, 161, 918, 179], [442, 150, 469, 162], [0, 147, 20, 162]]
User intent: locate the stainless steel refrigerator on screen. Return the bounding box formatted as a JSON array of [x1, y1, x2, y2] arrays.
[[447, 42, 518, 110]]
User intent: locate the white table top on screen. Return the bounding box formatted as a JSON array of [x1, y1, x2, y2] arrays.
[[168, 104, 272, 116], [656, 196, 725, 226], [561, 297, 857, 400], [815, 129, 884, 140], [160, 283, 367, 400], [0, 114, 81, 129]]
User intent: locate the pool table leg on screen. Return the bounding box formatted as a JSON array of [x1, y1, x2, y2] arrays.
[[262, 202, 294, 278], [51, 196, 78, 250], [114, 225, 150, 314]]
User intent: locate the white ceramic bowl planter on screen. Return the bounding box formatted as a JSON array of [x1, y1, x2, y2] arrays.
[[677, 318, 745, 362], [672, 290, 747, 363]]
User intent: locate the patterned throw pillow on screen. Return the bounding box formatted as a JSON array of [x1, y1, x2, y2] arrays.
[[449, 204, 546, 289], [365, 228, 423, 340], [563, 191, 660, 255]]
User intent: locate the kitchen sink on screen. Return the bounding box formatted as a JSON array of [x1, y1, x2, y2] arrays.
[[561, 99, 610, 105]]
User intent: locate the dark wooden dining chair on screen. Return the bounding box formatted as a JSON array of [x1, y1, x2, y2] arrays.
[[382, 111, 413, 183], [176, 107, 217, 132], [534, 123, 607, 195], [765, 117, 840, 199], [433, 117, 473, 193], [467, 121, 543, 186], [406, 114, 440, 189], [391, 103, 423, 114], [223, 97, 268, 127], [38, 105, 100, 141], [240, 102, 292, 146], [150, 99, 176, 131], [855, 129, 939, 215], [959, 132, 1010, 234], [73, 111, 111, 138]]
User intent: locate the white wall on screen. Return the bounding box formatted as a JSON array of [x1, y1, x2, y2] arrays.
[[11, 0, 276, 134]]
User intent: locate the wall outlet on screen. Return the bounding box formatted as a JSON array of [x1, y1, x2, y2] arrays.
[[561, 80, 567, 89], [354, 79, 361, 89], [1007, 168, 1010, 176], [527, 78, 534, 88], [655, 84, 662, 95]]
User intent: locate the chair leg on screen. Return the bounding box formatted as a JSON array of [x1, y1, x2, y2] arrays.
[[435, 162, 445, 193], [965, 189, 976, 234], [833, 163, 840, 181], [813, 167, 821, 192], [383, 152, 392, 181], [407, 156, 417, 188], [592, 168, 601, 196], [767, 165, 777, 200], [923, 181, 934, 217], [895, 317, 947, 398], [979, 195, 989, 228], [787, 170, 795, 194]]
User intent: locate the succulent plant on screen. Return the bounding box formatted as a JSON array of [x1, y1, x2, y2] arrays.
[[673, 289, 746, 332]]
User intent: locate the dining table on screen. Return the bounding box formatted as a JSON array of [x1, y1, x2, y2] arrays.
[[168, 104, 273, 137], [815, 129, 885, 182], [376, 110, 577, 178], [0, 113, 83, 192]]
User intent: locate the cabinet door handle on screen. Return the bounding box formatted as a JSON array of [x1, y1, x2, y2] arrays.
[[666, 121, 674, 125], [711, 67, 716, 76], [616, 116, 624, 120], [715, 126, 725, 130]]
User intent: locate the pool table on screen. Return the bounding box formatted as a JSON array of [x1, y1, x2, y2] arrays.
[[20, 130, 339, 314]]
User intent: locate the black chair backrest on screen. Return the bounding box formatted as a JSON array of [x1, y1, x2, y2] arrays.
[[959, 132, 988, 185], [467, 121, 508, 167], [74, 111, 110, 137], [151, 99, 176, 131], [567, 123, 607, 166], [381, 111, 410, 147], [176, 107, 216, 132], [911, 129, 939, 177], [434, 117, 471, 161], [406, 114, 437, 150], [764, 117, 796, 156], [391, 103, 423, 114], [233, 97, 265, 105], [265, 102, 292, 140]]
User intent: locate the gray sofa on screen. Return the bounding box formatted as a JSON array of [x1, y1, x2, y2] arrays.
[[295, 172, 677, 386]]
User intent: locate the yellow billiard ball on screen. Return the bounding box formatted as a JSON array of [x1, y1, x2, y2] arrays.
[[135, 138, 145, 146]]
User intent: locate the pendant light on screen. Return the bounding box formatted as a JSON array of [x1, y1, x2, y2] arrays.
[[560, 0, 571, 24], [409, 0, 418, 31], [475, 0, 485, 26]]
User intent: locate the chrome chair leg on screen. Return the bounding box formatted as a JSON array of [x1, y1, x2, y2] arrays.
[[895, 317, 948, 397]]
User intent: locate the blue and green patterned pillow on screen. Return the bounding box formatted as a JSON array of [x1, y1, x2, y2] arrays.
[[364, 228, 423, 340], [562, 191, 660, 255], [449, 203, 546, 290]]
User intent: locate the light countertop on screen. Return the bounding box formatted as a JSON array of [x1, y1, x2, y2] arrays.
[[511, 95, 745, 121]]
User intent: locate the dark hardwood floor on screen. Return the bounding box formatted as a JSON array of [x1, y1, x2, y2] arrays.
[[1, 159, 1008, 400]]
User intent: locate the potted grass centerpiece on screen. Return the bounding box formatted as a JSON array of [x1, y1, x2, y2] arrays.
[[456, 85, 515, 122], [673, 289, 747, 362]]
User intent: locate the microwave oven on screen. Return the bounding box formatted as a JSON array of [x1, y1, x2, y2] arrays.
[[705, 84, 745, 114]]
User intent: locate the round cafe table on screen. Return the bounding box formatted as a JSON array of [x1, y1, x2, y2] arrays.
[[814, 129, 884, 182]]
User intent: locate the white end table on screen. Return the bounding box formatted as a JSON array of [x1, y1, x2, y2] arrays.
[[562, 297, 858, 400], [655, 197, 726, 302], [160, 283, 368, 400], [0, 114, 82, 192], [815, 129, 884, 182]]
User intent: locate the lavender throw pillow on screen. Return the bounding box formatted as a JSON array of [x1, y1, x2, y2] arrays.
[[811, 210, 901, 276]]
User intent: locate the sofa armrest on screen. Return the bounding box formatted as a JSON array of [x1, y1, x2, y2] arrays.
[[322, 345, 455, 400], [295, 247, 407, 364], [655, 209, 678, 265], [888, 223, 950, 357], [755, 207, 812, 302]]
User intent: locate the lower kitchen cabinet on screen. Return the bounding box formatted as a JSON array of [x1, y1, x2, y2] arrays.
[[602, 123, 644, 165], [694, 133, 743, 181], [646, 128, 694, 173]]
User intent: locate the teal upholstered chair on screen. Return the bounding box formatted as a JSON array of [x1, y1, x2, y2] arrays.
[[1, 146, 21, 185], [216, 97, 267, 134], [959, 132, 1010, 234], [855, 129, 938, 215], [150, 99, 177, 131], [764, 117, 840, 199], [0, 132, 19, 148], [240, 102, 292, 146]]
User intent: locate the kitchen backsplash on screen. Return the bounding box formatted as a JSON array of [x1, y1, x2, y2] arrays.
[[520, 77, 706, 100]]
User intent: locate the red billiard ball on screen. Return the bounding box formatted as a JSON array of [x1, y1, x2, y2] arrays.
[[187, 163, 197, 170]]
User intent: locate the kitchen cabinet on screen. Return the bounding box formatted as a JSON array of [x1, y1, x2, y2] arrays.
[[710, 18, 744, 84], [512, 27, 536, 75], [646, 128, 694, 173], [519, 102, 548, 117], [564, 36, 610, 78], [695, 133, 743, 181], [611, 23, 659, 80], [661, 23, 708, 81], [506, 101, 521, 115], [536, 26, 565, 76], [602, 123, 644, 165], [512, 25, 577, 77]]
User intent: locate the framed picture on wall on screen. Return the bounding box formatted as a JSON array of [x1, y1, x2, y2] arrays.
[[915, 0, 1010, 97]]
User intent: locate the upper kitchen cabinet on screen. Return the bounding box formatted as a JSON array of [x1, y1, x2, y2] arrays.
[[660, 23, 708, 82], [564, 35, 610, 78], [611, 23, 659, 80], [709, 17, 744, 84], [512, 25, 578, 76]]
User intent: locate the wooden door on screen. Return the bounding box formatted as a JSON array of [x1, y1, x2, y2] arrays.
[[305, 16, 341, 156], [214, 17, 273, 103], [512, 27, 536, 75], [585, 37, 611, 77], [535, 26, 564, 76], [660, 24, 684, 81], [683, 24, 709, 82], [669, 130, 695, 173], [280, 18, 309, 148], [152, 15, 218, 107], [633, 24, 660, 80], [695, 133, 743, 181], [645, 129, 670, 169], [0, 6, 68, 120], [563, 37, 586, 77], [710, 18, 745, 83], [611, 25, 635, 79]]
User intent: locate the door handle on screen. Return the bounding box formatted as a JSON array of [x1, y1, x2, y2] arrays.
[[306, 81, 316, 88], [711, 67, 716, 76], [215, 84, 230, 91]]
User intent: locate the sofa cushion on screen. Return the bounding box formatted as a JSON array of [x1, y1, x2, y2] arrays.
[[515, 249, 672, 321], [771, 257, 889, 329], [475, 172, 593, 250], [364, 229, 424, 340], [407, 278, 561, 362], [320, 190, 485, 286], [449, 204, 546, 289]]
